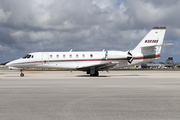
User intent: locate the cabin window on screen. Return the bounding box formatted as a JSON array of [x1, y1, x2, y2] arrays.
[[63, 54, 65, 58], [22, 54, 31, 59], [31, 55, 34, 58], [56, 55, 59, 58], [69, 54, 72, 58], [76, 54, 79, 58], [82, 54, 85, 58], [50, 55, 53, 58], [27, 55, 31, 58], [90, 54, 93, 58]]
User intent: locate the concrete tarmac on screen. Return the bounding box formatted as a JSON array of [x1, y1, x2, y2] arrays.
[[0, 70, 180, 120]]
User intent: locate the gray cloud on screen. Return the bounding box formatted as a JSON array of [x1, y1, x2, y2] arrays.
[[0, 0, 180, 63]]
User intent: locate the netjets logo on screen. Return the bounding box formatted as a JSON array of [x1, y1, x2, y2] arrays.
[[145, 40, 159, 43]]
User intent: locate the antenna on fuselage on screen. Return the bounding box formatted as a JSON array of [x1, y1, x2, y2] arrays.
[[69, 49, 73, 52]]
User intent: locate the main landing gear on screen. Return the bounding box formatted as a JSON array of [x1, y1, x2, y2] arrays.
[[87, 70, 99, 76], [20, 70, 24, 77], [90, 71, 99, 76]]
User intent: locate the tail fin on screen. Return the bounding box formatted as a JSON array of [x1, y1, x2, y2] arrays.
[[133, 26, 166, 55]]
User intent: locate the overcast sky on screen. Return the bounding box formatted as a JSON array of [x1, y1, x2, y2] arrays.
[[0, 0, 180, 63]]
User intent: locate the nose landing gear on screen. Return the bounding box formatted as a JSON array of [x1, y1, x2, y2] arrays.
[[20, 70, 24, 77]]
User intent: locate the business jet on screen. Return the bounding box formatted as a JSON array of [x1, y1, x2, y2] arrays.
[[6, 26, 171, 77]]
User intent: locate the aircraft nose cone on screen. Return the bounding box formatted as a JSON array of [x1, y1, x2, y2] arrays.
[[6, 62, 12, 66]]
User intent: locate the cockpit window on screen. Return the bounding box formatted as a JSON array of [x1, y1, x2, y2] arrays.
[[22, 54, 32, 59]]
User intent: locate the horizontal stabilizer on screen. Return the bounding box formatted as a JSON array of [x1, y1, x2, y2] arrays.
[[160, 43, 174, 46], [141, 43, 174, 48]]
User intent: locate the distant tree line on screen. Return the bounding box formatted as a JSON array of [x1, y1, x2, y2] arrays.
[[0, 61, 9, 65]]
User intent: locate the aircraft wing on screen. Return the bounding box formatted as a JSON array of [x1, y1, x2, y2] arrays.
[[76, 62, 118, 71]]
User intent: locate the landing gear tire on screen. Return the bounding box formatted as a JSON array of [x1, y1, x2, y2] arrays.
[[90, 71, 99, 76], [20, 70, 24, 77], [20, 73, 24, 77]]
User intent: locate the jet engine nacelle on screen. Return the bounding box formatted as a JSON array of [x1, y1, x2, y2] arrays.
[[107, 51, 127, 59]]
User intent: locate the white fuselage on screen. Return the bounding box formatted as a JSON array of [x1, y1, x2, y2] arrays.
[[6, 50, 159, 70]]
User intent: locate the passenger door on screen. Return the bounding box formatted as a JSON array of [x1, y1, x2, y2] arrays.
[[42, 53, 49, 65]]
